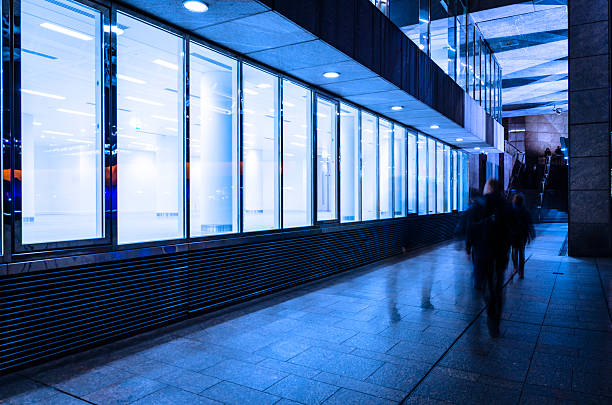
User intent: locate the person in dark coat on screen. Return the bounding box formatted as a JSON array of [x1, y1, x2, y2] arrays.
[[510, 193, 535, 279], [465, 178, 514, 337]]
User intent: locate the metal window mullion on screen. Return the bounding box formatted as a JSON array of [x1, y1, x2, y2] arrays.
[[238, 61, 244, 234], [279, 77, 284, 229], [183, 39, 189, 239]]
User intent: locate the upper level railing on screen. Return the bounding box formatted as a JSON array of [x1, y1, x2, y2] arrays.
[[371, 0, 502, 123]]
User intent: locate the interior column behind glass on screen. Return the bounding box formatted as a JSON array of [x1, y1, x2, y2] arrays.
[[407, 132, 417, 213], [189, 43, 238, 237], [116, 13, 184, 244], [361, 112, 378, 220], [393, 126, 407, 217], [21, 0, 103, 244], [444, 145, 451, 212], [452, 149, 458, 211], [340, 104, 360, 223], [378, 119, 393, 219], [282, 80, 312, 228], [462, 153, 470, 210], [417, 135, 427, 215], [242, 65, 279, 231], [315, 98, 337, 221]]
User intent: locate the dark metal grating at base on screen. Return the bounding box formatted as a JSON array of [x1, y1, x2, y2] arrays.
[[0, 214, 459, 374]]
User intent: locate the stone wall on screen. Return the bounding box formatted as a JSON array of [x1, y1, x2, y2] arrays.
[[568, 0, 611, 256], [504, 113, 568, 160]]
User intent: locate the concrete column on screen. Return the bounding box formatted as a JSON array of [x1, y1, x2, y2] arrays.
[[568, 0, 611, 256]]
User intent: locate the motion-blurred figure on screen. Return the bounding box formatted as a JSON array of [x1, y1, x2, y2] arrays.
[[465, 179, 513, 337], [510, 193, 535, 279]]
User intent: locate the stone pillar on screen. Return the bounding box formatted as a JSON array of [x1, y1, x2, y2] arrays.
[[568, 0, 611, 256]]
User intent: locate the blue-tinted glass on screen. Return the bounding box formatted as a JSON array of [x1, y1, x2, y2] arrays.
[[316, 98, 337, 221], [340, 104, 360, 223], [379, 119, 393, 219]]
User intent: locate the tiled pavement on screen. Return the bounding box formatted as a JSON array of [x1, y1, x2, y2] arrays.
[[1, 223, 611, 404]]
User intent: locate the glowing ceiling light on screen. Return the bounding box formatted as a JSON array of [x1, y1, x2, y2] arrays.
[[21, 89, 65, 100], [57, 108, 95, 117], [455, 138, 463, 142], [117, 74, 146, 84], [323, 72, 340, 78], [153, 59, 179, 71], [43, 130, 72, 136], [430, 124, 439, 129], [32, 121, 42, 126], [391, 106, 403, 111], [183, 0, 209, 13], [256, 83, 272, 89], [474, 147, 481, 150], [243, 88, 259, 96], [40, 22, 92, 41], [152, 114, 178, 122], [126, 96, 164, 106]]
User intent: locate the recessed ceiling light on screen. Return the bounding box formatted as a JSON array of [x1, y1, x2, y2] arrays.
[[183, 0, 209, 13], [323, 72, 340, 78], [474, 147, 481, 150], [391, 106, 403, 111], [455, 138, 463, 142], [430, 124, 439, 129], [40, 22, 93, 41]]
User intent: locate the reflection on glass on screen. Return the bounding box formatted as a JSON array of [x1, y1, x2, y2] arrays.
[[340, 104, 360, 223], [21, 0, 103, 244], [283, 81, 312, 228], [361, 112, 378, 220], [189, 43, 238, 237], [316, 98, 337, 221], [417, 134, 427, 215], [242, 65, 279, 231], [430, 0, 453, 76], [436, 142, 444, 213], [393, 126, 407, 217], [408, 132, 417, 213], [379, 119, 393, 219], [117, 13, 184, 244], [428, 138, 436, 214], [444, 145, 451, 213]]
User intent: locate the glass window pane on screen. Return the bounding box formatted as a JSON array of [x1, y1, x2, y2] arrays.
[[408, 132, 417, 213], [379, 119, 393, 219], [462, 153, 470, 210], [430, 0, 453, 76], [417, 135, 427, 215], [189, 44, 238, 237], [393, 126, 407, 217], [117, 13, 184, 244], [22, 0, 104, 244], [436, 142, 444, 213], [282, 80, 312, 228], [340, 104, 360, 223], [316, 98, 337, 221], [361, 112, 378, 220], [427, 138, 436, 214], [452, 149, 458, 211], [444, 145, 451, 212], [242, 65, 279, 231]]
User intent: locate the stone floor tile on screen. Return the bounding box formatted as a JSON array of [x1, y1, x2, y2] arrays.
[[289, 347, 383, 380], [341, 333, 399, 353], [39, 365, 134, 397], [313, 371, 406, 402], [322, 388, 395, 405], [366, 361, 430, 391], [254, 338, 312, 361], [257, 358, 321, 379], [133, 386, 221, 405], [201, 359, 287, 391], [265, 375, 338, 405], [201, 381, 280, 405], [82, 376, 164, 404]]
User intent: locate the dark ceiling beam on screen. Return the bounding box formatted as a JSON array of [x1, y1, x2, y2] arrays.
[[468, 0, 527, 13]]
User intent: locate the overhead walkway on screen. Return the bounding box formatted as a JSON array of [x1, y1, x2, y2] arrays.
[[1, 223, 610, 404]]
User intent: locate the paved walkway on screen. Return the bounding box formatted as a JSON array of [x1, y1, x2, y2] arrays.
[[1, 223, 611, 404]]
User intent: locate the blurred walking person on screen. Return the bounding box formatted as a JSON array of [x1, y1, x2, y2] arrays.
[[510, 193, 535, 279], [465, 179, 513, 337]]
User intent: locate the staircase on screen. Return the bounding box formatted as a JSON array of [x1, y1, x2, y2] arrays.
[[505, 141, 526, 198]]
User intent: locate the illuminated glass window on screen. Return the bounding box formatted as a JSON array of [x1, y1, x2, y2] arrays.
[[21, 0, 104, 244], [444, 145, 451, 212], [428, 138, 436, 214], [340, 104, 360, 223], [408, 132, 417, 213], [361, 112, 378, 220], [189, 43, 238, 237], [379, 119, 393, 219], [417, 134, 427, 215], [452, 149, 458, 211], [316, 97, 338, 221], [242, 65, 280, 232], [116, 13, 184, 244], [282, 80, 312, 228], [436, 142, 444, 213], [393, 126, 407, 217]]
